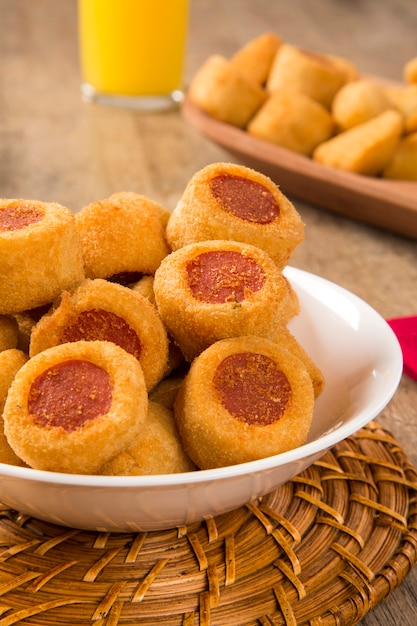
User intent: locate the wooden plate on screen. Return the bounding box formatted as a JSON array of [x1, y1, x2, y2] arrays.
[[182, 95, 417, 239]]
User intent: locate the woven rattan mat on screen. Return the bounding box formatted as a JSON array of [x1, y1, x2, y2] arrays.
[[0, 421, 416, 626]]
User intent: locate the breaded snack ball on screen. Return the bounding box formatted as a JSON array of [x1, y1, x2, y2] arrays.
[[149, 375, 186, 410], [230, 32, 282, 85], [331, 79, 392, 130], [384, 84, 417, 134], [187, 55, 267, 128], [0, 199, 84, 314], [13, 304, 52, 354], [248, 88, 334, 156], [0, 315, 19, 352], [154, 240, 291, 361], [313, 110, 403, 175], [3, 340, 148, 474], [131, 275, 157, 305], [166, 162, 304, 270], [382, 131, 417, 181], [174, 335, 315, 469], [29, 279, 169, 391], [266, 44, 347, 108], [0, 349, 28, 466], [324, 54, 359, 83], [100, 401, 196, 475], [75, 192, 170, 281]]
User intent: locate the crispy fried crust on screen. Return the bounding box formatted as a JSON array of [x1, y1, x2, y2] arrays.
[[154, 240, 292, 361], [230, 32, 282, 85], [166, 162, 304, 270], [29, 279, 169, 391], [266, 44, 347, 108], [75, 192, 170, 279], [0, 349, 29, 467], [100, 401, 196, 475], [188, 55, 266, 128], [0, 199, 85, 314], [3, 340, 148, 474], [313, 110, 403, 175], [248, 88, 334, 156], [174, 336, 314, 469]]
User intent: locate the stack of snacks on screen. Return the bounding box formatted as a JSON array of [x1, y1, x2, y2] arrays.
[[188, 34, 417, 181], [0, 163, 325, 474]]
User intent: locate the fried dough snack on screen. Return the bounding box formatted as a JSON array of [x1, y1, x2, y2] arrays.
[[149, 375, 185, 410], [3, 340, 148, 474], [166, 162, 304, 270], [324, 53, 359, 83], [384, 84, 417, 134], [0, 199, 84, 314], [154, 239, 292, 362], [331, 79, 392, 130], [0, 349, 28, 466], [174, 335, 315, 469], [187, 55, 267, 128], [230, 32, 282, 85], [248, 88, 334, 156], [29, 279, 169, 391], [313, 110, 403, 175], [0, 315, 19, 352], [404, 56, 417, 84], [266, 44, 347, 108], [131, 275, 157, 305], [383, 131, 417, 181], [101, 401, 196, 475], [75, 192, 170, 281]]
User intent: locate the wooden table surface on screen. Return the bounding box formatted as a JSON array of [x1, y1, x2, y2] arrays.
[[1, 0, 417, 623]]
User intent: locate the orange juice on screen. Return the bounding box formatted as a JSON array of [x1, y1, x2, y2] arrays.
[[78, 0, 189, 107]]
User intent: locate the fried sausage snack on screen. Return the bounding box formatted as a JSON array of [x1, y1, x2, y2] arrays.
[[0, 199, 84, 314], [29, 279, 169, 391], [154, 240, 292, 361], [100, 401, 196, 475], [174, 335, 314, 469], [166, 162, 304, 270], [75, 192, 170, 281], [3, 340, 148, 474], [0, 349, 28, 467], [0, 315, 19, 352]]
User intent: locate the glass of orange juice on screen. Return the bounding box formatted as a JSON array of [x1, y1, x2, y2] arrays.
[[78, 0, 189, 110]]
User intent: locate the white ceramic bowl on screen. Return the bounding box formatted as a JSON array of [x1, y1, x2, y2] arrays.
[[0, 268, 403, 532]]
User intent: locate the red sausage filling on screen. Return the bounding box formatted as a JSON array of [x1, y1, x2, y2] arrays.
[[28, 359, 112, 433], [61, 309, 142, 359], [187, 251, 266, 304], [0, 203, 44, 232], [213, 352, 292, 425], [209, 174, 280, 224]]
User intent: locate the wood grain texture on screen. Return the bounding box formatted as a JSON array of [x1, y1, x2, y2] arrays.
[[1, 1, 417, 624]]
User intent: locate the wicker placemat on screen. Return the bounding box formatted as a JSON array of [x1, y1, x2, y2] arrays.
[[0, 421, 416, 626]]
